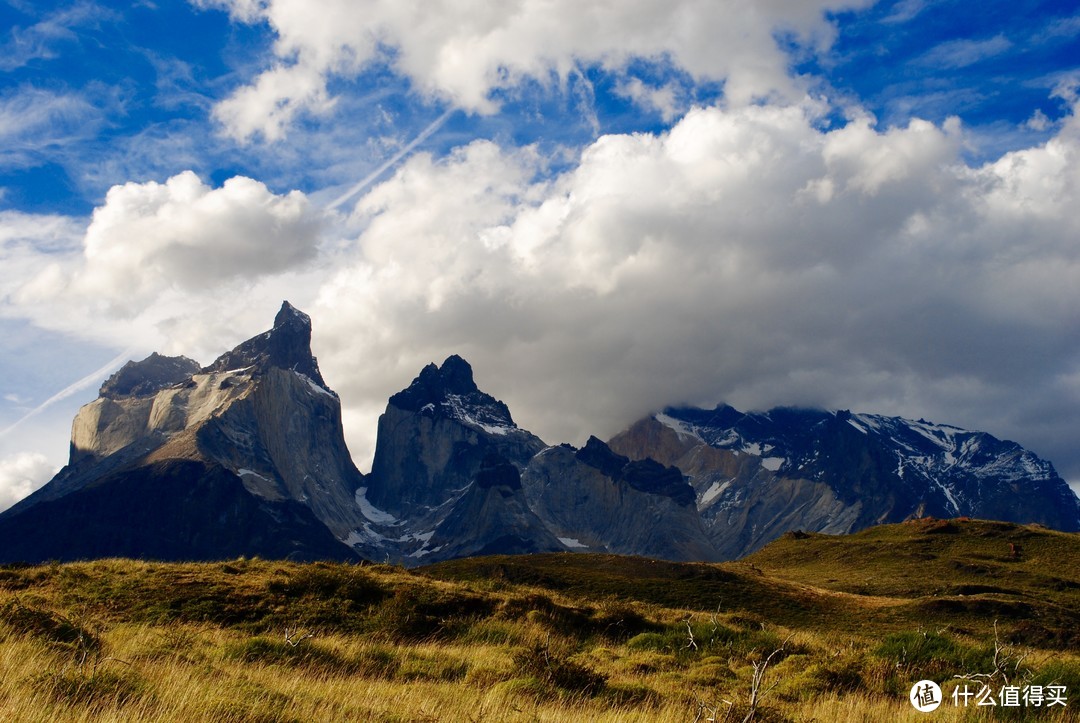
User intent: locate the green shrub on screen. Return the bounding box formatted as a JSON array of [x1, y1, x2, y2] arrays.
[[874, 630, 964, 668], [453, 618, 526, 646], [802, 658, 866, 694], [266, 564, 386, 607], [222, 636, 357, 674], [626, 620, 798, 663], [512, 641, 607, 695], [0, 599, 100, 652], [364, 587, 494, 642]]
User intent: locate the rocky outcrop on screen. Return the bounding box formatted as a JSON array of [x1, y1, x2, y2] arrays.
[[420, 453, 566, 560], [357, 357, 718, 564], [99, 352, 201, 399]]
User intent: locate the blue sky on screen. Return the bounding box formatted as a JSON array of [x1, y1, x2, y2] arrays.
[[1, 0, 1079, 508]]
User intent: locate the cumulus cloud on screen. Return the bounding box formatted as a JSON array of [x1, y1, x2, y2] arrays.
[[0, 452, 55, 512], [198, 0, 872, 141], [303, 99, 1080, 485], [16, 171, 322, 316]]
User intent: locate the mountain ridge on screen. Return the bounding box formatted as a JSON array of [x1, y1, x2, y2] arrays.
[[2, 301, 1077, 565]]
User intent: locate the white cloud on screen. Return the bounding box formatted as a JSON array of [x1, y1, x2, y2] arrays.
[[614, 77, 683, 122], [883, 0, 928, 24], [301, 99, 1080, 481], [0, 452, 56, 512], [0, 87, 103, 168], [917, 35, 1013, 70], [213, 62, 337, 143], [16, 171, 322, 316], [198, 0, 872, 141], [0, 3, 114, 72]]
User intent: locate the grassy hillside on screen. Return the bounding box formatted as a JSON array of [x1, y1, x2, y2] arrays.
[[1, 518, 1078, 721]]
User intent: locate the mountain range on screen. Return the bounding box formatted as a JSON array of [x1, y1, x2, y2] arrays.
[[1, 302, 1076, 564]]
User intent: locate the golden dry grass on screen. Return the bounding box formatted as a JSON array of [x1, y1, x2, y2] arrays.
[[2, 518, 1079, 722]]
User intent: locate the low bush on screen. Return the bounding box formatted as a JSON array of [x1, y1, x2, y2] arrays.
[[512, 641, 607, 695], [364, 587, 494, 642], [1, 599, 100, 653], [222, 635, 358, 674]]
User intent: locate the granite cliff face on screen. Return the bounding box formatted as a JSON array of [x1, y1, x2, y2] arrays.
[[608, 406, 1080, 558], [0, 302, 363, 562], [366, 354, 546, 514]]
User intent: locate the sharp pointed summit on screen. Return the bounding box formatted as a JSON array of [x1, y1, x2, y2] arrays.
[[204, 300, 327, 389]]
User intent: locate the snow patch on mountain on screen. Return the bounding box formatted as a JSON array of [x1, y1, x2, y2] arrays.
[[761, 457, 784, 472], [700, 480, 731, 505], [655, 413, 702, 442], [442, 393, 516, 435], [355, 487, 398, 524], [298, 372, 336, 398]]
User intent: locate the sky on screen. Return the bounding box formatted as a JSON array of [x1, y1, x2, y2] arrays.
[[1, 0, 1079, 510]]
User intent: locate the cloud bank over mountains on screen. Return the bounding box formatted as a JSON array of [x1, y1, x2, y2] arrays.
[[1, 0, 1079, 507]]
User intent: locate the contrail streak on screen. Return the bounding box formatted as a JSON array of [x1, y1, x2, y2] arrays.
[[325, 108, 455, 212], [0, 347, 138, 439]]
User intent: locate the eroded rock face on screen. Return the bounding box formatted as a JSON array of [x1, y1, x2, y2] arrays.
[[195, 366, 364, 537], [355, 357, 721, 565], [70, 366, 251, 463], [203, 301, 327, 386], [420, 453, 565, 561]]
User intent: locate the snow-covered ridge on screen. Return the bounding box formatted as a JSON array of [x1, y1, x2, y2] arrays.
[[851, 412, 1055, 484], [442, 393, 517, 435], [655, 413, 703, 442], [658, 406, 1061, 494]]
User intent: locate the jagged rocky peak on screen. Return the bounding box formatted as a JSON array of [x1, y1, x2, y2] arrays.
[[203, 300, 327, 388], [99, 353, 201, 399], [389, 354, 516, 432]]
